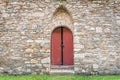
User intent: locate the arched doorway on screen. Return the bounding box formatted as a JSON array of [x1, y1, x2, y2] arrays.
[[51, 27, 73, 65]]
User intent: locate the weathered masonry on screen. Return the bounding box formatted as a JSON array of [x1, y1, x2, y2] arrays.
[[0, 0, 120, 75]]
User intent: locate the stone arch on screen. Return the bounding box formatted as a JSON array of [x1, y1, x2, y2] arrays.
[[51, 5, 73, 32]]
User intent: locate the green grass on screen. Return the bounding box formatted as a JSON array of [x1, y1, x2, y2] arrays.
[[0, 74, 120, 80]]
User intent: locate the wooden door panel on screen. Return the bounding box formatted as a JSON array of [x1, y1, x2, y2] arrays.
[[51, 28, 61, 65], [63, 28, 73, 65]]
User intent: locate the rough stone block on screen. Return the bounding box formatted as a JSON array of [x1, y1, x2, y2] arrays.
[[96, 27, 103, 33], [41, 57, 50, 63], [31, 59, 39, 64], [25, 48, 34, 54]]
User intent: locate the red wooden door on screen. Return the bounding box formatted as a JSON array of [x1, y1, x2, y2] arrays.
[[51, 27, 73, 65]]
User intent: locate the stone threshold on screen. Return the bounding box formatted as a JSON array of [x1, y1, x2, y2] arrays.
[[49, 65, 74, 74]]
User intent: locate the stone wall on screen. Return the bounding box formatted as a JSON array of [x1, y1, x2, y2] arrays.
[[0, 0, 120, 74]]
